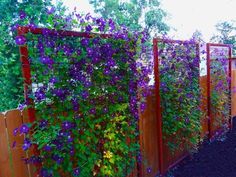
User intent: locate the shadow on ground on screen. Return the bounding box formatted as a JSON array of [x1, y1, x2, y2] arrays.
[[170, 118, 236, 177]]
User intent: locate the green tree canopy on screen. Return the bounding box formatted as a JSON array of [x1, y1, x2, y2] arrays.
[[211, 21, 236, 55], [89, 0, 169, 35]]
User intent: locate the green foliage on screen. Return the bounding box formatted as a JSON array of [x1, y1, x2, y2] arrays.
[[16, 12, 149, 176], [158, 41, 201, 151], [211, 21, 236, 55], [89, 0, 169, 34], [210, 53, 230, 131], [0, 0, 53, 112]]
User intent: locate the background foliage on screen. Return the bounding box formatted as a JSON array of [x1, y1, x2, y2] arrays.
[[88, 0, 170, 35], [0, 0, 58, 112]]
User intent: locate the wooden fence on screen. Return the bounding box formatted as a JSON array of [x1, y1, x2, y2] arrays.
[[1, 71, 236, 177], [139, 70, 236, 176], [0, 109, 35, 177]]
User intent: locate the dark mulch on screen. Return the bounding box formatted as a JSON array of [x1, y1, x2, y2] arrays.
[[170, 118, 236, 177]]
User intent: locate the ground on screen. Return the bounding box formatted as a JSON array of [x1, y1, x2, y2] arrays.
[[170, 118, 236, 177]]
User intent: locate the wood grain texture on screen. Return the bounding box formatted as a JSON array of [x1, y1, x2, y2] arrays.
[[0, 113, 13, 177], [139, 89, 159, 177], [5, 109, 29, 177]]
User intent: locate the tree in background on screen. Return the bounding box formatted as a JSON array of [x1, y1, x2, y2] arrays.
[[211, 21, 236, 55], [192, 30, 204, 43], [88, 0, 169, 35], [0, 0, 67, 112]]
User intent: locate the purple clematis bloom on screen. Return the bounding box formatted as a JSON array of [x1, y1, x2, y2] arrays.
[[44, 145, 52, 152], [81, 38, 89, 46], [13, 128, 18, 136], [73, 167, 80, 176], [20, 124, 29, 134], [47, 7, 55, 15], [19, 11, 26, 19], [15, 35, 26, 45], [22, 138, 31, 151], [89, 108, 96, 115], [39, 119, 48, 128]]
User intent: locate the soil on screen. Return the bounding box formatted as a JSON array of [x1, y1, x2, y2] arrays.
[[170, 118, 236, 177]]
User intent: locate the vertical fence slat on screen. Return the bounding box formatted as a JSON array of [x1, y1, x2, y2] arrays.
[[139, 90, 159, 177], [0, 113, 13, 177], [200, 76, 209, 138], [5, 109, 29, 177]]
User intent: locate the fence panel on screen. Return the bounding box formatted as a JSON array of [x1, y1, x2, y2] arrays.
[[139, 89, 159, 176], [5, 110, 30, 177], [0, 113, 13, 177], [206, 44, 232, 138], [154, 38, 201, 175], [200, 75, 209, 138]]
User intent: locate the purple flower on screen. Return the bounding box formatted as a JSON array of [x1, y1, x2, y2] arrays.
[[67, 135, 73, 143], [20, 124, 29, 134], [185, 117, 190, 124], [140, 102, 146, 113], [40, 168, 53, 177], [147, 167, 152, 173], [13, 128, 18, 136], [43, 145, 52, 152], [71, 98, 79, 111], [89, 108, 96, 115], [52, 154, 63, 164], [85, 25, 93, 32], [86, 65, 94, 74], [19, 11, 26, 19], [103, 67, 111, 75], [28, 156, 42, 164], [77, 49, 82, 56], [12, 141, 16, 148], [11, 24, 19, 31], [49, 77, 58, 84], [35, 89, 46, 101], [103, 107, 109, 113], [39, 119, 48, 128], [47, 7, 55, 15], [81, 91, 89, 99], [73, 167, 80, 176], [53, 88, 68, 100], [81, 38, 89, 46], [61, 121, 72, 130], [28, 22, 37, 29], [137, 151, 142, 162], [40, 56, 54, 65], [15, 35, 26, 45], [22, 138, 31, 151], [70, 148, 75, 156]]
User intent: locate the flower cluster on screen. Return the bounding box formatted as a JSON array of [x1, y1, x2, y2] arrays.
[[158, 39, 201, 150], [209, 47, 231, 132], [14, 10, 150, 177]]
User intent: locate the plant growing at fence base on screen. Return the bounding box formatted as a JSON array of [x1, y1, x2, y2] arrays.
[[210, 48, 230, 132], [158, 40, 201, 151], [14, 11, 150, 177]]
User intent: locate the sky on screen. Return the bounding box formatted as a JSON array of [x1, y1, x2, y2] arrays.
[[56, 0, 236, 41]]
